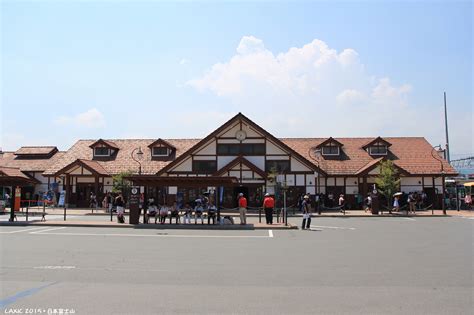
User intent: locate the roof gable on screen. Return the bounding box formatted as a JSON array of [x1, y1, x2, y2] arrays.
[[157, 113, 323, 175], [147, 138, 176, 150], [315, 137, 344, 148], [213, 156, 267, 179], [89, 139, 119, 150], [54, 159, 110, 176], [362, 137, 392, 149]]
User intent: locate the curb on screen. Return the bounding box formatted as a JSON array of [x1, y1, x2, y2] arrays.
[[0, 221, 298, 230]]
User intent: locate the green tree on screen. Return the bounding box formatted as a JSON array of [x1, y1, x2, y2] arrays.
[[112, 171, 133, 194], [375, 160, 401, 209]]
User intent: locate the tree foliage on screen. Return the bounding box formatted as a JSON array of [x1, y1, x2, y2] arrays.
[[375, 160, 401, 207], [112, 171, 133, 194]]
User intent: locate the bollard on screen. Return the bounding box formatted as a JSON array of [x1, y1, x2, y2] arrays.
[[259, 208, 262, 223], [26, 204, 29, 221]]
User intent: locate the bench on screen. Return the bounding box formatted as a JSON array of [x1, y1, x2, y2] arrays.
[[14, 211, 47, 222]]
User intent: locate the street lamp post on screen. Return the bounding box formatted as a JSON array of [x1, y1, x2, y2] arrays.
[[308, 147, 321, 214], [131, 147, 144, 175], [431, 145, 446, 215]]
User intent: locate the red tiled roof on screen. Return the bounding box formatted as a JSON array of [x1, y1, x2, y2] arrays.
[[355, 157, 385, 175], [42, 137, 456, 177], [0, 151, 65, 172], [78, 159, 109, 176], [44, 139, 200, 176], [281, 137, 457, 176], [15, 146, 58, 156], [0, 166, 40, 184]]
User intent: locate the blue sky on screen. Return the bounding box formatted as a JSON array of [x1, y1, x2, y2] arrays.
[[1, 0, 472, 160]]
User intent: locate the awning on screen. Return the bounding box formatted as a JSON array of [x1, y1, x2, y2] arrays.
[[124, 175, 239, 187], [463, 182, 474, 187]]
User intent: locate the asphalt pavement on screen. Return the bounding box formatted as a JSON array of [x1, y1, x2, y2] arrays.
[[0, 216, 472, 314]]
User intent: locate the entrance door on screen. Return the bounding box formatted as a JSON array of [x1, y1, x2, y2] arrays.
[[76, 183, 103, 208]]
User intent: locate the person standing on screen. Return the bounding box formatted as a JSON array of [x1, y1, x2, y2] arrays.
[[238, 193, 247, 225], [301, 195, 312, 230], [262, 193, 275, 225], [115, 193, 125, 223], [364, 193, 372, 213]]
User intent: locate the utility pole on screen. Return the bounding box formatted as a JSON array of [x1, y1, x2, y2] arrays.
[[444, 92, 451, 163]]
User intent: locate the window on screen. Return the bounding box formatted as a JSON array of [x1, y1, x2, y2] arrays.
[[321, 143, 340, 156], [265, 160, 290, 173], [241, 143, 265, 155], [369, 145, 388, 155], [217, 144, 240, 155], [94, 147, 110, 156], [192, 160, 217, 173], [152, 147, 169, 156], [217, 143, 265, 155]]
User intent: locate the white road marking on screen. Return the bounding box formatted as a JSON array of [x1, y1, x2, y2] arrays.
[[400, 217, 416, 221], [310, 225, 356, 230], [28, 231, 272, 238], [268, 230, 273, 238], [29, 227, 67, 234], [0, 227, 54, 234], [34, 265, 76, 270]]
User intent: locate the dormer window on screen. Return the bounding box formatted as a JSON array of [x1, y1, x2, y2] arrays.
[[89, 139, 119, 159], [322, 143, 340, 156], [369, 144, 388, 155], [94, 147, 110, 157], [152, 147, 169, 157], [316, 137, 343, 157], [363, 137, 392, 157], [148, 138, 175, 159]]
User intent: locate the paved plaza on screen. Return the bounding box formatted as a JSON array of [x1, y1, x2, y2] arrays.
[[1, 216, 473, 315]]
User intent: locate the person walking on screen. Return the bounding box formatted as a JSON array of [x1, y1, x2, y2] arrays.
[[392, 195, 400, 214], [364, 193, 372, 213], [408, 193, 416, 214], [301, 195, 312, 230], [338, 194, 345, 213], [238, 193, 247, 225], [262, 193, 275, 225]]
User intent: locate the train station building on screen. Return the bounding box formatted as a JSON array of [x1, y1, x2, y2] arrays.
[[1, 113, 456, 209]]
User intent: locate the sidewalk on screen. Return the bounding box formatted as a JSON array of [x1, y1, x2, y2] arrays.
[[2, 207, 471, 230], [0, 217, 296, 230]]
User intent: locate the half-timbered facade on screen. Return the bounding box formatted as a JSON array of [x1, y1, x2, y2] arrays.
[[3, 113, 456, 209]]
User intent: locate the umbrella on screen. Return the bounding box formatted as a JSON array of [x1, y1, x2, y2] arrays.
[[393, 192, 403, 197]]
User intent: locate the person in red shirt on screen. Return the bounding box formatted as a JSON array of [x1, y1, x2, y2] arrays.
[[238, 193, 247, 225], [262, 193, 275, 224]]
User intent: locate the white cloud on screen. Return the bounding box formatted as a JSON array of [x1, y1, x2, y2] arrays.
[[180, 58, 190, 65], [187, 36, 439, 140], [336, 89, 366, 105], [55, 108, 106, 128]]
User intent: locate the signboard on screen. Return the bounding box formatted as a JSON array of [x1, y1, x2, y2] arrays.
[[58, 191, 66, 207], [129, 186, 140, 224], [14, 187, 21, 211]]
